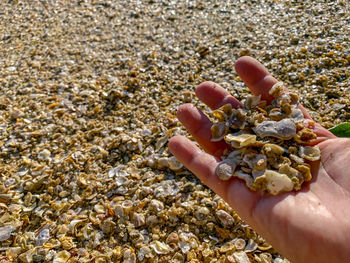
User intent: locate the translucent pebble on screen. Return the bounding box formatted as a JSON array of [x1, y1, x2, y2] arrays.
[[138, 246, 151, 261]]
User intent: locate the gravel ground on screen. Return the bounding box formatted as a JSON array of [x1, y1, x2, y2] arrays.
[[0, 0, 349, 262]]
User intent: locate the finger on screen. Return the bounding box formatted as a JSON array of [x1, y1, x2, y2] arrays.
[[168, 135, 259, 220], [195, 81, 242, 110], [235, 56, 277, 102], [235, 56, 313, 120], [177, 103, 228, 157]]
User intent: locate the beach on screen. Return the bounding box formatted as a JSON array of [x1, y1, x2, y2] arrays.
[[0, 0, 349, 262]]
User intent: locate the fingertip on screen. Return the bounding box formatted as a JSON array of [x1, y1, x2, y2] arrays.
[[195, 81, 242, 109], [168, 135, 183, 154], [195, 81, 217, 96], [176, 103, 205, 128], [235, 56, 259, 70], [177, 103, 194, 117]]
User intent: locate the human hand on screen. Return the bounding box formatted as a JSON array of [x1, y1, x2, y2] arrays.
[[168, 56, 350, 263]]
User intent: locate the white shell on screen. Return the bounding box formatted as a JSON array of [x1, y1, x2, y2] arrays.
[[264, 170, 294, 195], [299, 146, 321, 161], [232, 251, 250, 263], [224, 134, 256, 148], [150, 241, 171, 254], [168, 156, 183, 171]]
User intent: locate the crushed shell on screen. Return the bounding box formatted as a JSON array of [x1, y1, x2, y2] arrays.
[[1, 0, 347, 262], [212, 85, 320, 195]]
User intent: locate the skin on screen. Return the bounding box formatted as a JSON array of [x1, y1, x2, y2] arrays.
[[168, 56, 350, 263]]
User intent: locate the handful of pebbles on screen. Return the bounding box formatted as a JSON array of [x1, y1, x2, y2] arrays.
[[212, 82, 320, 195]]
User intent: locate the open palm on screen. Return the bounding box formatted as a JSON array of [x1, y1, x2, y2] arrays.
[[169, 56, 350, 263]]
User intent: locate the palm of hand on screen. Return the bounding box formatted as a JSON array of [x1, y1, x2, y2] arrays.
[[169, 56, 350, 263]]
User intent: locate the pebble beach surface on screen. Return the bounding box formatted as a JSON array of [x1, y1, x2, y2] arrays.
[[0, 0, 349, 262]]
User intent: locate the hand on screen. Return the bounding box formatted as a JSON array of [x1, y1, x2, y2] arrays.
[[168, 56, 350, 263]]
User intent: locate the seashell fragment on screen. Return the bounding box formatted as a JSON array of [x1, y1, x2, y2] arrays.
[[297, 164, 312, 182], [210, 81, 320, 195], [269, 104, 292, 121], [224, 134, 256, 148], [289, 154, 305, 164], [269, 82, 285, 98], [234, 170, 254, 187], [245, 239, 258, 252], [229, 109, 247, 129], [150, 241, 171, 255], [212, 109, 228, 122], [255, 119, 296, 139], [216, 210, 234, 227], [0, 225, 14, 241], [291, 108, 304, 122], [167, 156, 183, 171], [262, 143, 285, 157], [294, 128, 317, 143], [299, 146, 321, 161], [211, 122, 228, 142], [233, 238, 246, 251], [53, 251, 71, 263], [212, 103, 233, 121], [215, 159, 237, 180], [278, 164, 301, 178], [243, 95, 262, 109], [256, 170, 294, 195], [243, 153, 267, 171]]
